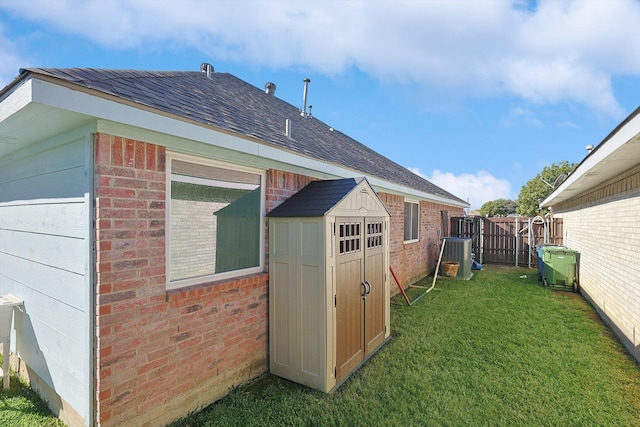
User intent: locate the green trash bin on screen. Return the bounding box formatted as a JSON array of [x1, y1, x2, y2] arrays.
[[541, 246, 579, 292]]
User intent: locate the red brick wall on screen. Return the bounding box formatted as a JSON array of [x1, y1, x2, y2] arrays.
[[265, 169, 315, 211], [379, 193, 464, 291], [94, 134, 269, 426], [93, 133, 462, 424]]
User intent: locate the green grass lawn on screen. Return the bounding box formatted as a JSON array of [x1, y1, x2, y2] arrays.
[[0, 371, 66, 426], [2, 266, 639, 426], [170, 265, 640, 426]]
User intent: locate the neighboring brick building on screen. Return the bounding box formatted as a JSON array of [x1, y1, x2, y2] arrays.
[[542, 106, 640, 365], [0, 66, 467, 426]]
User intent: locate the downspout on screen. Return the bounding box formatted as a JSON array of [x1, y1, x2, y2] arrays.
[[88, 136, 96, 426]]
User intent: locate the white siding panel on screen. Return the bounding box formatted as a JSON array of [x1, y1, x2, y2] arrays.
[[0, 201, 86, 238], [0, 166, 88, 202], [0, 136, 87, 203], [0, 252, 85, 310], [13, 308, 86, 413], [0, 229, 85, 275], [0, 264, 85, 342], [0, 132, 92, 424], [0, 136, 86, 182]]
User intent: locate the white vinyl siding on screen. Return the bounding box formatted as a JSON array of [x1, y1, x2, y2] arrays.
[[0, 134, 93, 425]]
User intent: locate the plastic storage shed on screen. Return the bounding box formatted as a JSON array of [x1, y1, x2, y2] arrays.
[[441, 237, 473, 280], [267, 177, 391, 392]]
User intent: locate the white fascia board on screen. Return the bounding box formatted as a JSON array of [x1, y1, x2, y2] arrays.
[[0, 79, 32, 123], [254, 141, 468, 207], [542, 111, 640, 208], [31, 78, 467, 208]]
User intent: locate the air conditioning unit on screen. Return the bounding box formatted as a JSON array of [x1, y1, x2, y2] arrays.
[[442, 237, 473, 280]]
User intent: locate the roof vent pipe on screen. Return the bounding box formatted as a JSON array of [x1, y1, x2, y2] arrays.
[[586, 144, 594, 153], [265, 82, 276, 95], [285, 119, 292, 138], [200, 63, 214, 78], [301, 78, 310, 117]]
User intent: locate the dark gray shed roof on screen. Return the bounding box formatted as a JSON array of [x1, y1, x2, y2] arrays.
[[17, 67, 466, 205], [267, 177, 363, 217]]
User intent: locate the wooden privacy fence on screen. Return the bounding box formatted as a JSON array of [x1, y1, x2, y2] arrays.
[[450, 216, 563, 267]]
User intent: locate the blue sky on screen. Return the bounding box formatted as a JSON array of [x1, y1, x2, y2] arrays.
[[2, 0, 640, 209]]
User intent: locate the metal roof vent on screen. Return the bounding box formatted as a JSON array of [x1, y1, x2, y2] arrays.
[[586, 144, 594, 153], [200, 63, 214, 78], [265, 82, 276, 95], [300, 78, 311, 117]]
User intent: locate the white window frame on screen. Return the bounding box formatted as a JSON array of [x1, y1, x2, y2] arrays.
[[404, 199, 420, 243], [166, 152, 266, 290]]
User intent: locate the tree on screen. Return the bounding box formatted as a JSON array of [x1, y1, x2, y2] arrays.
[[479, 198, 517, 217], [516, 161, 576, 217]]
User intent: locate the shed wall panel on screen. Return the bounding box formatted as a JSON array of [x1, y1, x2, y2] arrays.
[[271, 261, 293, 369], [300, 263, 322, 376]]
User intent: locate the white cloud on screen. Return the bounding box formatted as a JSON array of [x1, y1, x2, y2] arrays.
[[2, 0, 640, 115], [501, 107, 544, 127], [0, 23, 26, 87], [410, 168, 512, 210]]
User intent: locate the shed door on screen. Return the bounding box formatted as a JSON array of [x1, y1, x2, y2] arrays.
[[335, 218, 365, 381], [335, 217, 386, 383], [364, 218, 385, 354]]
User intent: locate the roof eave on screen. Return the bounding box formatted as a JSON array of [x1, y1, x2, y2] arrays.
[[542, 105, 640, 208]]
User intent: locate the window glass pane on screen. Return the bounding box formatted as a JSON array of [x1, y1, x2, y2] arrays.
[[404, 201, 419, 241], [170, 159, 262, 282], [412, 203, 419, 240], [404, 203, 411, 241]]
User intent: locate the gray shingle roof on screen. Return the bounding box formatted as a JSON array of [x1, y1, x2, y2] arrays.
[[267, 177, 360, 217], [21, 67, 466, 205]]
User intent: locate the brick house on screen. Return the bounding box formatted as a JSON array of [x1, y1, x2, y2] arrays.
[[541, 105, 640, 364], [0, 65, 467, 426]]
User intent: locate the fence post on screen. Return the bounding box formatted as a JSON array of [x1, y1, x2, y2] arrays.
[[528, 217, 532, 269], [479, 218, 484, 265], [515, 216, 518, 267]]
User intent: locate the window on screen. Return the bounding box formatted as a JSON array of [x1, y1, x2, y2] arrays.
[[338, 221, 361, 255], [167, 154, 264, 289], [367, 221, 383, 249], [404, 201, 419, 242]]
